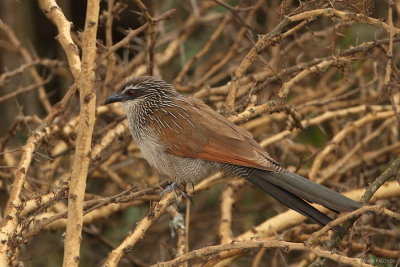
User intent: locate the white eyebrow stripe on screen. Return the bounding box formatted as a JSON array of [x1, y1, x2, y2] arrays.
[[120, 80, 148, 94]]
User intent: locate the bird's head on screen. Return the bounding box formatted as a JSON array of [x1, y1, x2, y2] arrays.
[[104, 76, 177, 108]]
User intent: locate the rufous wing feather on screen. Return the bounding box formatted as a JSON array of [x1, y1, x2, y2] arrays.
[[150, 96, 279, 171]]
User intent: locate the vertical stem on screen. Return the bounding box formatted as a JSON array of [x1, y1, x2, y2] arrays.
[[62, 0, 100, 266]]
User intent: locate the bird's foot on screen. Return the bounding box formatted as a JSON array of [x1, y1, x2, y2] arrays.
[[160, 182, 181, 206], [160, 182, 193, 207]]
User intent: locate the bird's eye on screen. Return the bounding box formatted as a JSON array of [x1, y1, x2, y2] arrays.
[[125, 89, 135, 97]]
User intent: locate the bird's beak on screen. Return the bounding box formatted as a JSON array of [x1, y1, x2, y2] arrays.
[[104, 92, 124, 105]]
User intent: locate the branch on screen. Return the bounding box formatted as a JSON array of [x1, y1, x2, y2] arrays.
[[225, 7, 400, 112], [0, 86, 78, 266], [225, 16, 291, 112], [134, 0, 157, 75], [101, 9, 176, 60], [150, 240, 373, 267], [203, 181, 399, 266], [103, 191, 175, 267], [62, 0, 100, 266], [309, 110, 395, 180], [0, 19, 52, 111], [0, 76, 52, 103]]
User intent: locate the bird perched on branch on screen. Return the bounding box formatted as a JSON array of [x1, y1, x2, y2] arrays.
[[104, 76, 362, 228]]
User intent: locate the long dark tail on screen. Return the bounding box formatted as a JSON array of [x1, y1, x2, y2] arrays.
[[243, 169, 362, 227]]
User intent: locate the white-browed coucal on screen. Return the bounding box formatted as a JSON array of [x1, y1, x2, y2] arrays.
[[105, 76, 362, 227]]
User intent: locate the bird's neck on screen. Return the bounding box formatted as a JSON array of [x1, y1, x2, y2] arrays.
[[123, 95, 178, 140]]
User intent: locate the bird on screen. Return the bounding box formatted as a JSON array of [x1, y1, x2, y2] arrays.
[[104, 76, 362, 228]]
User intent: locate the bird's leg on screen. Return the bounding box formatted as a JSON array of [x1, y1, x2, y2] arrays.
[[182, 184, 194, 207], [177, 190, 194, 208], [160, 182, 181, 206], [160, 182, 194, 207]]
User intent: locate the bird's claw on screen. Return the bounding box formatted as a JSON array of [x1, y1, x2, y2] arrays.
[[160, 182, 181, 206], [160, 182, 193, 208]]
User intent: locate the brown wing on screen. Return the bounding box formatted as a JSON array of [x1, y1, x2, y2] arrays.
[[149, 96, 280, 171]]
